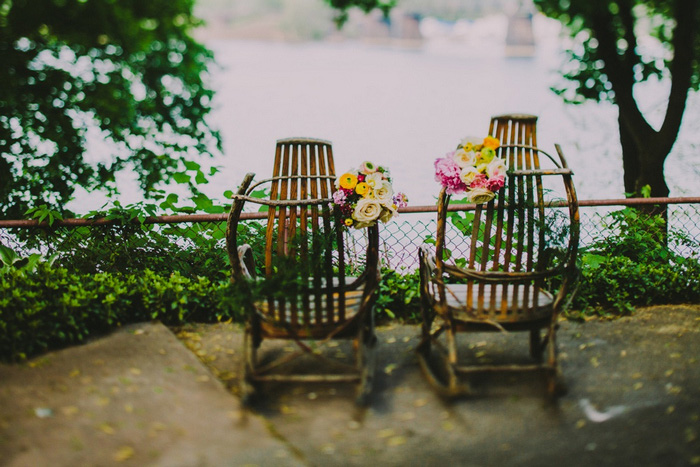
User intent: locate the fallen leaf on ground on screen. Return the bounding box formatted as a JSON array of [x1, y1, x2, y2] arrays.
[[388, 436, 407, 446], [98, 422, 115, 434], [114, 446, 135, 462]]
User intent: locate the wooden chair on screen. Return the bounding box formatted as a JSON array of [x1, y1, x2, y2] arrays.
[[226, 137, 379, 405], [417, 142, 580, 398], [489, 113, 538, 148]]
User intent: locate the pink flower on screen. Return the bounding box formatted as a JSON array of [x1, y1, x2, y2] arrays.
[[393, 192, 409, 208], [469, 173, 488, 189], [333, 190, 347, 205], [486, 175, 505, 192], [434, 154, 467, 194]]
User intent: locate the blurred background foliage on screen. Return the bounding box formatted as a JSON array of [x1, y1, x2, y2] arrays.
[[0, 0, 221, 219]]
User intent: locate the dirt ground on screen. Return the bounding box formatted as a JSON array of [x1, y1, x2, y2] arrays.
[[1, 304, 699, 466]]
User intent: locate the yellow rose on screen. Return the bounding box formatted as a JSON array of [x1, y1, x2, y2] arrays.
[[483, 136, 500, 150], [338, 173, 357, 190], [355, 182, 369, 195]]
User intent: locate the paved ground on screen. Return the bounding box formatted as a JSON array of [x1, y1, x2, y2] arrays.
[[1, 304, 699, 466]]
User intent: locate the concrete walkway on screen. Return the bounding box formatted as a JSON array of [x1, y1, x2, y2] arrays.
[[1, 305, 699, 466]]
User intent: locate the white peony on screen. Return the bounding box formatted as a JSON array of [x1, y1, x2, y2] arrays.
[[467, 187, 496, 204]]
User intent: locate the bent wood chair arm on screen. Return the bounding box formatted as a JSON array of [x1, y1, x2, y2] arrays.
[[441, 263, 568, 283], [246, 174, 337, 193], [498, 143, 569, 169], [226, 173, 256, 283]]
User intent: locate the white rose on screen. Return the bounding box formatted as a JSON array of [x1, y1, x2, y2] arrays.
[[486, 158, 507, 178], [467, 187, 496, 204], [453, 147, 477, 168], [353, 197, 382, 227], [373, 180, 394, 202], [459, 166, 479, 185]]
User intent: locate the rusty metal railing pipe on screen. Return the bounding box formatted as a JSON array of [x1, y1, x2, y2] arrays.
[[1, 197, 699, 228]]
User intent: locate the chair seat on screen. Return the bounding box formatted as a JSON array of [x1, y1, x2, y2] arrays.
[[435, 283, 554, 323], [253, 275, 366, 337], [255, 288, 365, 324]]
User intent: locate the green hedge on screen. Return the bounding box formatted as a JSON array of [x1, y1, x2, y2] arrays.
[[0, 265, 242, 362], [3, 207, 700, 361]]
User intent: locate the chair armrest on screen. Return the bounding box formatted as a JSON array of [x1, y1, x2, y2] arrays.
[[509, 168, 574, 177], [229, 194, 331, 207], [226, 173, 256, 282], [419, 244, 437, 278], [238, 244, 257, 279], [442, 263, 565, 283]]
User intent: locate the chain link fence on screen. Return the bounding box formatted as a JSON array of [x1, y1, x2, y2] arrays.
[[1, 199, 699, 273]]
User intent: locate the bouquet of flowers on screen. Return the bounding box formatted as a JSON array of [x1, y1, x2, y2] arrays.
[[333, 161, 408, 229], [434, 135, 507, 204]]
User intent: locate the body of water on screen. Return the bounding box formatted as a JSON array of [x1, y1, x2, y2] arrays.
[[70, 15, 698, 213]]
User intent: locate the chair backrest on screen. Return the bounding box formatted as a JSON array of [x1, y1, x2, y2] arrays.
[[489, 113, 538, 147], [435, 143, 579, 319], [227, 137, 379, 329], [264, 137, 337, 274]]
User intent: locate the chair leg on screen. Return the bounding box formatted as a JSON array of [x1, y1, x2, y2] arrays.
[[356, 332, 376, 406], [240, 325, 258, 405], [545, 322, 566, 397], [529, 329, 544, 362]]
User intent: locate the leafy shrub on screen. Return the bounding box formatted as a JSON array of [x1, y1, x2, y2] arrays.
[[0, 265, 244, 362], [570, 208, 700, 318], [376, 267, 421, 322]]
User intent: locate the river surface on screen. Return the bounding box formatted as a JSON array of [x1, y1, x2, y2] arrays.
[[71, 16, 699, 213]]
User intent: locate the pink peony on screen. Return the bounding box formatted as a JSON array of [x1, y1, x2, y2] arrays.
[[434, 154, 467, 194]]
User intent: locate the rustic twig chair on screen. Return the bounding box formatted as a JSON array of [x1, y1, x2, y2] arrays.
[[226, 137, 379, 405], [417, 142, 580, 398]]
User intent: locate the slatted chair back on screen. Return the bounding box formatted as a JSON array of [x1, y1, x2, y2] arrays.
[[434, 143, 579, 323], [264, 137, 335, 273], [489, 113, 538, 148], [264, 137, 349, 330], [227, 137, 379, 336]]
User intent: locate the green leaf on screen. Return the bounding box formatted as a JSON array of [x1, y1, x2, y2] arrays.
[[173, 172, 191, 184], [195, 170, 208, 185]]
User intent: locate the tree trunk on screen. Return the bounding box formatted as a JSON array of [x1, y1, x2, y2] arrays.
[[618, 113, 669, 238], [619, 114, 639, 197]]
